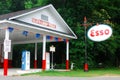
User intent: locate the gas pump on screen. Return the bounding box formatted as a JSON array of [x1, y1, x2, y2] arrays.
[[21, 50, 30, 70], [46, 52, 50, 70]]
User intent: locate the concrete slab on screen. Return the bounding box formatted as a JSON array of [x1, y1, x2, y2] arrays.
[[0, 68, 42, 76]]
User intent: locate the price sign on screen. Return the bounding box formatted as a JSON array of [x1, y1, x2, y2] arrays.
[[87, 24, 112, 42], [4, 40, 11, 52]]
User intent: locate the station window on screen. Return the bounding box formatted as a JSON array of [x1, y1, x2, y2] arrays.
[[41, 14, 48, 21]]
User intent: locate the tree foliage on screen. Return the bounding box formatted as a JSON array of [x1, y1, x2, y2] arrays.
[[0, 0, 120, 68]]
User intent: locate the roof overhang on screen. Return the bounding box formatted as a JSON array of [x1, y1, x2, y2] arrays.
[[0, 4, 77, 44], [0, 20, 75, 44]]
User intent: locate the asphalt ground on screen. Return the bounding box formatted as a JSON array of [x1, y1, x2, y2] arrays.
[[0, 76, 120, 80]]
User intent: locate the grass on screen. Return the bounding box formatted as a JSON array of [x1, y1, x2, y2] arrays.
[[22, 68, 120, 77]]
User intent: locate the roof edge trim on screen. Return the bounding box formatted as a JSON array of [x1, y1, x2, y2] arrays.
[[8, 4, 52, 20]]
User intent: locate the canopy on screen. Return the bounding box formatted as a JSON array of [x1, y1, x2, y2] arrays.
[[0, 4, 77, 44]]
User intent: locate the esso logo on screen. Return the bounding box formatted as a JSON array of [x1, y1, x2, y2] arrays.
[[87, 24, 112, 42]]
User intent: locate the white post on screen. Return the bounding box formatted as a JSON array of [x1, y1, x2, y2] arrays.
[[0, 44, 2, 67], [51, 51, 54, 70], [66, 40, 69, 70], [4, 29, 10, 76], [42, 35, 46, 70], [8, 45, 13, 68], [34, 43, 37, 68], [1, 44, 4, 66]]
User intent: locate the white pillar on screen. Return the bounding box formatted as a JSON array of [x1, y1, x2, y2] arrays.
[[0, 44, 2, 61], [42, 35, 46, 70], [34, 43, 37, 68], [8, 45, 13, 68], [1, 44, 4, 64], [66, 40, 69, 70], [4, 29, 10, 76], [0, 44, 2, 67]]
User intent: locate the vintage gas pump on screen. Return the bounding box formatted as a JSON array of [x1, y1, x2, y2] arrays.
[[46, 52, 50, 70], [21, 50, 30, 70]]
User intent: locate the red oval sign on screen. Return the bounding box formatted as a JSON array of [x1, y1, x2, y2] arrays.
[[87, 24, 112, 42]]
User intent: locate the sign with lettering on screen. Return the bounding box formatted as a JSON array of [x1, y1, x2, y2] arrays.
[[50, 45, 55, 52], [32, 18, 56, 29], [12, 7, 76, 38], [87, 24, 112, 42], [4, 40, 11, 52]]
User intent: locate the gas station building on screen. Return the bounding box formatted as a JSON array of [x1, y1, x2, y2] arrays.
[[0, 4, 77, 76]]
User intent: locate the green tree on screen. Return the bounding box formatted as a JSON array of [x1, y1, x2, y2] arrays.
[[50, 0, 120, 68], [0, 0, 12, 14], [0, 0, 120, 68], [25, 0, 49, 9], [10, 0, 25, 11]]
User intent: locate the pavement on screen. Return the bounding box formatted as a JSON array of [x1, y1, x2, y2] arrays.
[[0, 69, 120, 80], [0, 76, 120, 80], [0, 68, 42, 76]]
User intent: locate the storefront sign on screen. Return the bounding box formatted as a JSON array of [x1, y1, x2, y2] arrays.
[[87, 24, 112, 42], [32, 18, 56, 29]]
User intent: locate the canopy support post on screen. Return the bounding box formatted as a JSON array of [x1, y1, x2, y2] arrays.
[[3, 29, 10, 76], [66, 40, 69, 70], [42, 35, 46, 70], [34, 43, 37, 68]]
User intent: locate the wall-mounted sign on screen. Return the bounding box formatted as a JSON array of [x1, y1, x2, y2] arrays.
[[32, 18, 56, 29], [4, 40, 11, 52], [87, 24, 112, 42]]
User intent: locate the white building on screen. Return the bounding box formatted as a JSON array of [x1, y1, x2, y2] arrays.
[[0, 4, 77, 76]]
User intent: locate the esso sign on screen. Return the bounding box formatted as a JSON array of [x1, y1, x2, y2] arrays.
[[87, 24, 112, 42]]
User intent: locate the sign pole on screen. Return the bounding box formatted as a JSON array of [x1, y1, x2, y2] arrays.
[[50, 45, 55, 70], [83, 16, 88, 72], [51, 51, 53, 70]]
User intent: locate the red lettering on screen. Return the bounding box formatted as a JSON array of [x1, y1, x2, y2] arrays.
[[90, 30, 94, 37], [43, 21, 49, 26], [32, 18, 35, 23], [96, 30, 99, 36], [100, 30, 103, 35], [38, 20, 43, 24], [105, 29, 109, 35], [49, 23, 56, 28], [89, 29, 110, 37], [32, 18, 56, 29]]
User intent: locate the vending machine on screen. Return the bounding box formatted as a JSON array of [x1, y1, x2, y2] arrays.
[[21, 50, 30, 70]]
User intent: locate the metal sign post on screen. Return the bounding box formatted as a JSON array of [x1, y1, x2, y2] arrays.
[[83, 16, 88, 72], [50, 45, 55, 70]]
